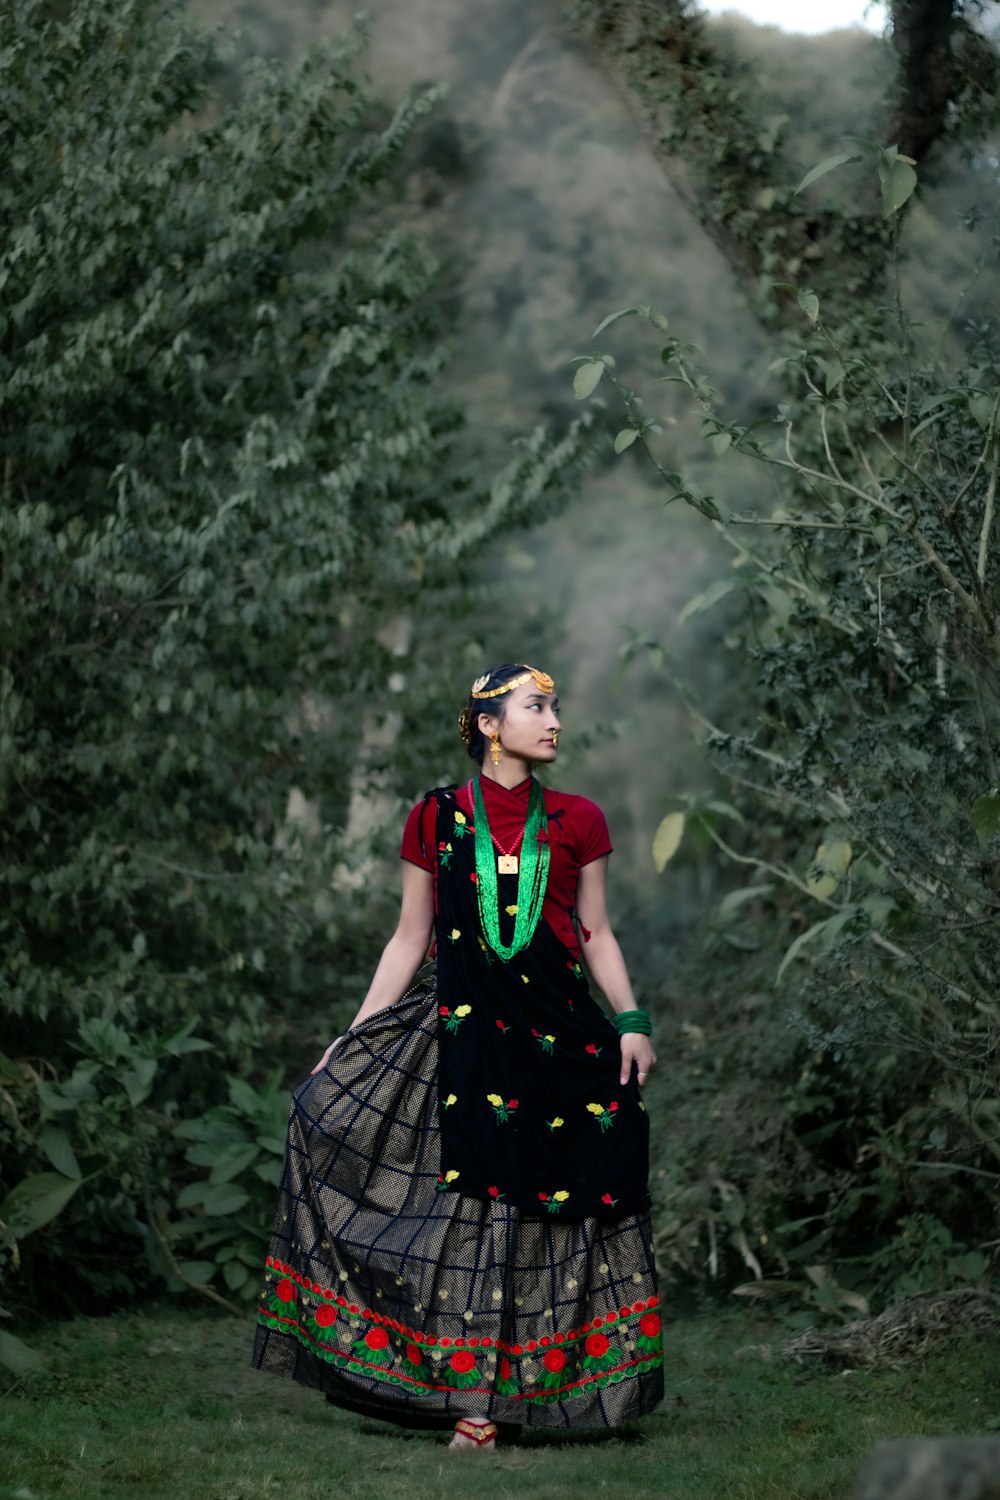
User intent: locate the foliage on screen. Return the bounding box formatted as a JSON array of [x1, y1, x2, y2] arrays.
[[0, 0, 593, 1352], [574, 150, 1000, 1306]]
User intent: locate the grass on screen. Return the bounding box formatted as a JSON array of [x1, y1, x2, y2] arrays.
[[2, 1303, 998, 1500]]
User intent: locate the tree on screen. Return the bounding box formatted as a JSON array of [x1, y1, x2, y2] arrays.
[[0, 0, 591, 1345]]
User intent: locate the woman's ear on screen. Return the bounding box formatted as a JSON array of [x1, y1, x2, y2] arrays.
[[477, 710, 499, 740]]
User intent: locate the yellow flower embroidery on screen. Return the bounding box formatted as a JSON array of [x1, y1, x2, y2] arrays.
[[586, 1103, 604, 1115], [545, 1034, 555, 1043], [553, 1190, 570, 1203], [445, 1169, 459, 1183], [505, 904, 518, 916], [454, 811, 466, 825], [455, 1004, 472, 1018], [547, 1117, 564, 1131], [486, 1093, 504, 1107], [449, 928, 461, 941], [521, 974, 530, 984], [443, 1093, 457, 1108]]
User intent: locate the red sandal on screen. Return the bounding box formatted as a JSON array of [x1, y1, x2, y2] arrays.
[[450, 1418, 498, 1449]]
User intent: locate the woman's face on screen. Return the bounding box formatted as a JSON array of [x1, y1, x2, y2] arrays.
[[479, 680, 561, 767]]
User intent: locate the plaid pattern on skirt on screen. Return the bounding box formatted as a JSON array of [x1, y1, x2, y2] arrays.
[[252, 978, 664, 1428]]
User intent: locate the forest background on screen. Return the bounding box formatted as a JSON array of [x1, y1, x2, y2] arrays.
[[3, 0, 1000, 1389]]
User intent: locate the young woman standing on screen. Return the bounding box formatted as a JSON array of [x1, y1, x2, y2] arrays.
[[253, 663, 663, 1448]]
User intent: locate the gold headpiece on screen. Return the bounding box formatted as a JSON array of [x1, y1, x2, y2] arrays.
[[458, 665, 555, 745]]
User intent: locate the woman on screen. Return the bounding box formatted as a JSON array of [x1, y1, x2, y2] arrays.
[[252, 663, 663, 1449]]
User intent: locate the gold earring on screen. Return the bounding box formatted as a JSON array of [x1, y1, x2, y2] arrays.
[[489, 731, 501, 767], [552, 729, 559, 747]]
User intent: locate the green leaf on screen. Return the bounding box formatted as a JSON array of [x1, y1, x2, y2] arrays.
[[652, 812, 686, 873], [0, 1172, 83, 1237], [39, 1125, 81, 1180], [776, 910, 853, 985], [711, 431, 732, 456], [613, 428, 638, 454], [797, 289, 819, 324], [573, 361, 605, 399], [715, 884, 776, 922], [121, 1057, 158, 1107], [0, 1329, 45, 1376], [805, 838, 852, 900], [794, 152, 860, 195], [591, 308, 639, 339], [880, 157, 917, 217], [969, 394, 996, 431], [971, 793, 1000, 846], [200, 1183, 251, 1216], [678, 578, 735, 625]]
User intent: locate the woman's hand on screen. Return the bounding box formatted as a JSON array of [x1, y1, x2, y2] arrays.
[[620, 1033, 656, 1087], [311, 1037, 342, 1076]]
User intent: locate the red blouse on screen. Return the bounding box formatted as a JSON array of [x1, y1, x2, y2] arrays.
[[400, 775, 612, 956]]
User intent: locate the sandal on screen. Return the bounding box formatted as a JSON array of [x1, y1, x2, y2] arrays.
[[450, 1418, 498, 1450]]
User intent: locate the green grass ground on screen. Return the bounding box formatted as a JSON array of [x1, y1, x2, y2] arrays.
[[1, 1305, 997, 1500]]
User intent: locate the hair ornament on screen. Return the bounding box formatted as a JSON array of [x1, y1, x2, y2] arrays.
[[468, 665, 555, 701]]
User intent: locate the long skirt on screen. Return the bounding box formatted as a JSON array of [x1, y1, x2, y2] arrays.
[[252, 979, 664, 1429]]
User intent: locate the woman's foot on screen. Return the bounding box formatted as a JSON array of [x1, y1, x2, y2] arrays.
[[449, 1417, 497, 1450]]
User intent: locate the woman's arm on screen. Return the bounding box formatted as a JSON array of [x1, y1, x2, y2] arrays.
[[312, 861, 434, 1072], [575, 856, 657, 1088]]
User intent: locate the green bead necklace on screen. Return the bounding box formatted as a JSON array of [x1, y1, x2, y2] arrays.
[[472, 777, 550, 960]]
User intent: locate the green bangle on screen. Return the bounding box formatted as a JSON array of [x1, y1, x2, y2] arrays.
[[613, 1009, 652, 1037]]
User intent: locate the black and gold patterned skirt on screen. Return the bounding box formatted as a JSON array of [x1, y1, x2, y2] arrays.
[[252, 980, 664, 1429]]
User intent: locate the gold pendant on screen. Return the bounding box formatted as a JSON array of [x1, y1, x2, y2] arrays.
[[498, 855, 518, 875]]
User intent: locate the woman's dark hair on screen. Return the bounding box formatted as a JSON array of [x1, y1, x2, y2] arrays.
[[460, 662, 535, 765]]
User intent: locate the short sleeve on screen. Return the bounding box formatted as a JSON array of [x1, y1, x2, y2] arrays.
[[573, 797, 613, 867], [400, 797, 436, 872]]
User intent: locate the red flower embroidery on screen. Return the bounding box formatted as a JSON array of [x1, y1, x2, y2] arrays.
[[601, 1192, 618, 1206], [406, 1342, 422, 1366], [639, 1312, 662, 1338], [538, 1192, 549, 1202], [365, 1327, 390, 1351], [609, 1101, 619, 1113], [488, 1186, 500, 1198], [496, 1019, 509, 1032], [508, 1098, 519, 1109], [543, 1348, 567, 1373], [438, 841, 446, 850], [470, 872, 478, 884], [314, 1304, 337, 1327], [499, 1357, 512, 1382], [450, 1349, 476, 1374], [275, 1278, 295, 1303], [585, 1043, 600, 1056], [439, 1005, 450, 1016], [585, 1332, 610, 1358]]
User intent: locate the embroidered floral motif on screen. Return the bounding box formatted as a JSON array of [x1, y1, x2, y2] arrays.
[[584, 1042, 603, 1058], [439, 1004, 471, 1033], [537, 1189, 570, 1213], [442, 1093, 457, 1108], [258, 1260, 663, 1398], [586, 1101, 619, 1133], [636, 1311, 662, 1354], [600, 1192, 619, 1208], [486, 1093, 519, 1124], [495, 1019, 510, 1034], [453, 810, 471, 838], [487, 1185, 505, 1200], [505, 904, 518, 916], [448, 928, 461, 942], [436, 1169, 460, 1191], [532, 1029, 555, 1054], [567, 960, 584, 980], [444, 1348, 479, 1389], [438, 840, 454, 869], [540, 1347, 568, 1388], [546, 1116, 564, 1131], [352, 1326, 392, 1366], [581, 1329, 622, 1372]]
